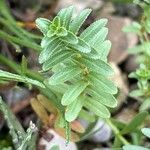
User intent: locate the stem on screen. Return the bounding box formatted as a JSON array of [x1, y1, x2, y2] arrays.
[[0, 30, 41, 52], [0, 0, 41, 40], [79, 119, 101, 142], [0, 54, 64, 111], [0, 54, 43, 82], [106, 119, 130, 145], [0, 17, 32, 41]]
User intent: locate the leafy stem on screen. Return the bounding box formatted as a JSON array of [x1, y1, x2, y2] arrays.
[[0, 54, 43, 81], [106, 119, 130, 145], [0, 54, 64, 111], [0, 30, 41, 52]]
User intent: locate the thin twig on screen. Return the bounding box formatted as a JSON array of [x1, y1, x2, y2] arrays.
[[106, 119, 130, 145]]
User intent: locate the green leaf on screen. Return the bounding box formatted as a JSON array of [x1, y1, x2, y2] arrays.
[[39, 41, 65, 63], [41, 36, 51, 48], [41, 36, 58, 49], [61, 81, 88, 105], [84, 97, 110, 118], [39, 37, 62, 64], [58, 6, 74, 29], [128, 42, 150, 55], [80, 19, 108, 42], [131, 132, 141, 145], [89, 89, 117, 108], [88, 27, 108, 48], [48, 66, 82, 85], [80, 57, 114, 76], [70, 38, 91, 53], [123, 145, 149, 150], [129, 89, 143, 98], [65, 96, 84, 122], [141, 128, 150, 138], [42, 50, 73, 71], [69, 9, 92, 34], [21, 55, 27, 75], [128, 72, 137, 78], [61, 31, 78, 44], [113, 137, 122, 148], [0, 97, 27, 149], [121, 111, 148, 135], [140, 99, 150, 111], [144, 0, 150, 4], [0, 97, 25, 133], [52, 16, 60, 27], [123, 22, 141, 35], [95, 40, 111, 61], [0, 70, 45, 88], [49, 83, 68, 94], [89, 73, 118, 94], [36, 18, 51, 34]]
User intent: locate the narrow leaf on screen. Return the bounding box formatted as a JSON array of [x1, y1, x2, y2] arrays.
[[141, 128, 150, 138], [80, 57, 114, 76], [69, 9, 92, 34], [52, 16, 60, 27], [0, 96, 25, 134], [42, 50, 73, 71], [65, 96, 84, 122], [140, 99, 150, 111], [89, 73, 117, 94], [80, 18, 108, 42], [123, 145, 149, 150], [39, 37, 62, 64], [95, 40, 111, 61], [0, 70, 45, 88], [89, 89, 117, 108], [123, 21, 141, 34], [21, 55, 27, 75], [41, 36, 52, 48], [49, 83, 68, 94], [61, 81, 88, 105], [36, 18, 51, 34], [48, 66, 82, 85], [89, 27, 108, 47], [121, 111, 148, 135], [58, 6, 74, 29], [84, 97, 110, 118], [129, 89, 143, 98]]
